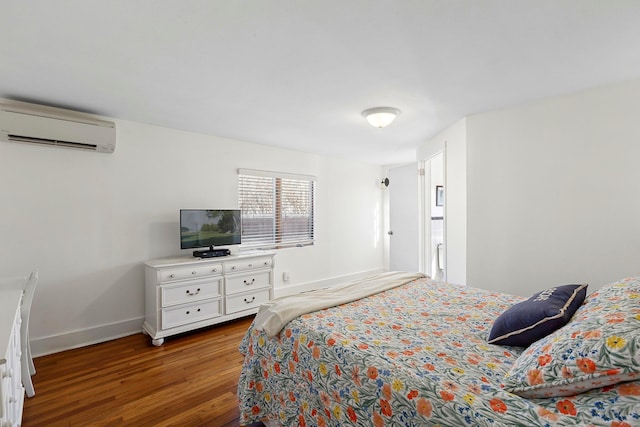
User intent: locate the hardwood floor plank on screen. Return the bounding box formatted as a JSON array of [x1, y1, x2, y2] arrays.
[[22, 317, 258, 426]]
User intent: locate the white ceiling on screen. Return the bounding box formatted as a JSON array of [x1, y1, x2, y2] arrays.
[[2, 1, 640, 165]]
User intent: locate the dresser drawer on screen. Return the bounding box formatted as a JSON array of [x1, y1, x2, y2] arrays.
[[159, 263, 223, 283], [224, 257, 273, 274], [226, 271, 271, 296], [225, 288, 270, 314], [162, 299, 222, 329], [160, 278, 222, 307]]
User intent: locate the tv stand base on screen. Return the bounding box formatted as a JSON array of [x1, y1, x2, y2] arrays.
[[193, 248, 230, 258]]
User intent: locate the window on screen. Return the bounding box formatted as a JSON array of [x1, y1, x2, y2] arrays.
[[238, 169, 315, 249]]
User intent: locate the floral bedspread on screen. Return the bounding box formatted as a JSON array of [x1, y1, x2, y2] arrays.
[[237, 278, 640, 426]]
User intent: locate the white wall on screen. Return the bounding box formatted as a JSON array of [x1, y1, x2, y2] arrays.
[[0, 118, 384, 355], [417, 118, 467, 285], [466, 79, 640, 296]]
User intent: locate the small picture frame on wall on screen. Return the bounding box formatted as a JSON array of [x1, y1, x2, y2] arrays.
[[436, 186, 444, 207]]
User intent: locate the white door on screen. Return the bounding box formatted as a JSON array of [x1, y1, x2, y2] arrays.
[[388, 163, 419, 272]]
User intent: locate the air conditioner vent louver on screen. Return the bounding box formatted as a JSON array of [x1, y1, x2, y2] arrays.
[[0, 101, 116, 153], [7, 135, 98, 150]]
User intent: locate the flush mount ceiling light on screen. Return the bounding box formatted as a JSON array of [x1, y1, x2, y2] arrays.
[[362, 107, 401, 128]]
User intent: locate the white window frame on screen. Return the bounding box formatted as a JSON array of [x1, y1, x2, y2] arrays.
[[238, 168, 316, 250]]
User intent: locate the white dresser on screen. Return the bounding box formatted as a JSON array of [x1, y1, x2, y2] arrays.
[[0, 291, 24, 427], [143, 252, 275, 345]]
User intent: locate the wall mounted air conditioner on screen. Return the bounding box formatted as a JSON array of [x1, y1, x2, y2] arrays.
[[0, 101, 116, 153]]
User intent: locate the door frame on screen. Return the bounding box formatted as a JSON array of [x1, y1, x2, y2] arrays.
[[418, 159, 430, 275], [420, 147, 446, 280]]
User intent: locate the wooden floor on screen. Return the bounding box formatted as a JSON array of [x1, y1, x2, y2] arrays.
[[22, 316, 264, 427]]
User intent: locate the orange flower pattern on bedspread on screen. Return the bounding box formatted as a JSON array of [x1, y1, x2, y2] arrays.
[[237, 278, 640, 426]]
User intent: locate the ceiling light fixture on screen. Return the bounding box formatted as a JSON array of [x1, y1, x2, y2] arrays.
[[362, 107, 401, 128]]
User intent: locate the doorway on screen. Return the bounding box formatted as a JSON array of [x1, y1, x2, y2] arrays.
[[387, 154, 446, 277], [426, 152, 445, 280]]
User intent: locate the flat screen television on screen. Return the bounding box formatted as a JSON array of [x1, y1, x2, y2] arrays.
[[180, 209, 241, 250]]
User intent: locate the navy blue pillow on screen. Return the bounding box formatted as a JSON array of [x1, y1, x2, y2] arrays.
[[488, 283, 588, 347]]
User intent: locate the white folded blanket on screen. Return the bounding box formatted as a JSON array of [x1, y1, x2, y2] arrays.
[[254, 271, 426, 337]]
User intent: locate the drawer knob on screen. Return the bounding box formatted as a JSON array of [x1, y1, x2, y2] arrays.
[[169, 274, 175, 279], [212, 268, 218, 272], [248, 263, 253, 267], [244, 278, 256, 286], [232, 266, 236, 270], [264, 262, 268, 266], [244, 296, 256, 304], [192, 271, 197, 275], [186, 288, 201, 296]]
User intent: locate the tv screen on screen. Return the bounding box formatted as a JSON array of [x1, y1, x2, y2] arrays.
[[180, 209, 241, 249]]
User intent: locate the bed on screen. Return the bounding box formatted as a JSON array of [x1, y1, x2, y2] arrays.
[[237, 273, 640, 426]]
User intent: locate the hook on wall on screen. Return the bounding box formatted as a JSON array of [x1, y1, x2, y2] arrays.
[[381, 177, 390, 187]]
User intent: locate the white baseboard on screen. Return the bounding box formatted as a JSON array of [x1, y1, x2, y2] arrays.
[[274, 268, 385, 298], [31, 317, 144, 357], [30, 269, 385, 357]]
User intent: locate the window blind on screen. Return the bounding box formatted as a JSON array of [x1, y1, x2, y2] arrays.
[[238, 169, 315, 249]]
